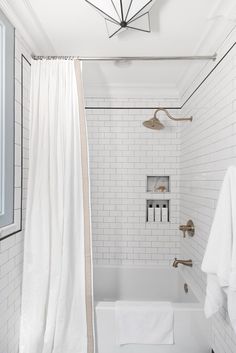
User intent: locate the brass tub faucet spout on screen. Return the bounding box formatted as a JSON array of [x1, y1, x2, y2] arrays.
[[173, 258, 193, 268]]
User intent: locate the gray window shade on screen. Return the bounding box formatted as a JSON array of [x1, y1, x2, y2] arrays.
[[0, 9, 14, 228]]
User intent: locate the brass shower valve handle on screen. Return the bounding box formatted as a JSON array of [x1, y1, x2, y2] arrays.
[[179, 220, 195, 237]]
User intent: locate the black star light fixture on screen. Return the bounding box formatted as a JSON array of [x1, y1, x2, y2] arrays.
[[85, 0, 156, 38]]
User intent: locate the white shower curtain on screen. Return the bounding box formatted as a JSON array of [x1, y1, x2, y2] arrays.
[[19, 60, 94, 353]]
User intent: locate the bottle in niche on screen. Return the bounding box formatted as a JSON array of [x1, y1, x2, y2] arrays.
[[161, 204, 168, 222], [154, 204, 161, 222], [148, 204, 154, 222]]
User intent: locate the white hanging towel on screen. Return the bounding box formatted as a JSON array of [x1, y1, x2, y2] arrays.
[[201, 166, 236, 331], [115, 301, 174, 345]]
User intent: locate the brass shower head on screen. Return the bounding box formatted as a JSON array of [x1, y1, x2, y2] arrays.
[[143, 117, 165, 130], [143, 108, 193, 130]]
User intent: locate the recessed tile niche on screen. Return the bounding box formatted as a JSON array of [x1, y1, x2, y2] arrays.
[[146, 200, 170, 223], [147, 176, 170, 193]]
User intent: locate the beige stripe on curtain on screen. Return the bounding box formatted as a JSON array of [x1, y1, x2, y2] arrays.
[[74, 61, 94, 353]]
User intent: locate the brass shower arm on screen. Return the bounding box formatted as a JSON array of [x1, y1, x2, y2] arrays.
[[154, 108, 193, 122], [143, 107, 192, 130]]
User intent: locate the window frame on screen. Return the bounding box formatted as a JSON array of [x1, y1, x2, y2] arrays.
[[0, 9, 23, 240]]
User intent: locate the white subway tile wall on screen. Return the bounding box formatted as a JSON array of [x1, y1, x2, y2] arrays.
[[180, 32, 236, 353], [0, 32, 31, 353], [86, 99, 181, 266]]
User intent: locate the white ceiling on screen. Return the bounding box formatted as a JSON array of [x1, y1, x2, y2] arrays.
[[3, 0, 236, 97], [21, 0, 227, 56]]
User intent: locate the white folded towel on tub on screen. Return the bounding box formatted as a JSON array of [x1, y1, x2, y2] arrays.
[[115, 301, 174, 345]]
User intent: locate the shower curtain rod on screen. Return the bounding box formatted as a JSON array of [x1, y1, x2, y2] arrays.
[[32, 54, 217, 61]]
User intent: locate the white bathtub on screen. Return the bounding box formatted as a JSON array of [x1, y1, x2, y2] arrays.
[[93, 266, 211, 353]]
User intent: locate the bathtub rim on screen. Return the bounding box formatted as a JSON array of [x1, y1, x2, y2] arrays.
[[95, 301, 204, 312]]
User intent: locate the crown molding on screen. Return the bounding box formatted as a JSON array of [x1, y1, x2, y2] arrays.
[[207, 0, 236, 22], [177, 0, 236, 99], [0, 0, 56, 55]]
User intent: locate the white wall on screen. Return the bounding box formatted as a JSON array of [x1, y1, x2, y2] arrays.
[[179, 30, 236, 353], [86, 98, 182, 266], [0, 31, 31, 353]]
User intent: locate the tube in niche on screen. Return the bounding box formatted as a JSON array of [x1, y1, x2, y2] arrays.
[[148, 204, 154, 222], [155, 204, 161, 222], [161, 204, 168, 222]]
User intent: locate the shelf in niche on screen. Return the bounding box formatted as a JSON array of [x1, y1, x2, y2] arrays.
[[147, 176, 170, 193], [146, 200, 170, 223]]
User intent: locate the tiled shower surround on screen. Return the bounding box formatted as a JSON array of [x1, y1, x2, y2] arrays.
[[87, 28, 236, 353], [86, 99, 181, 266]]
